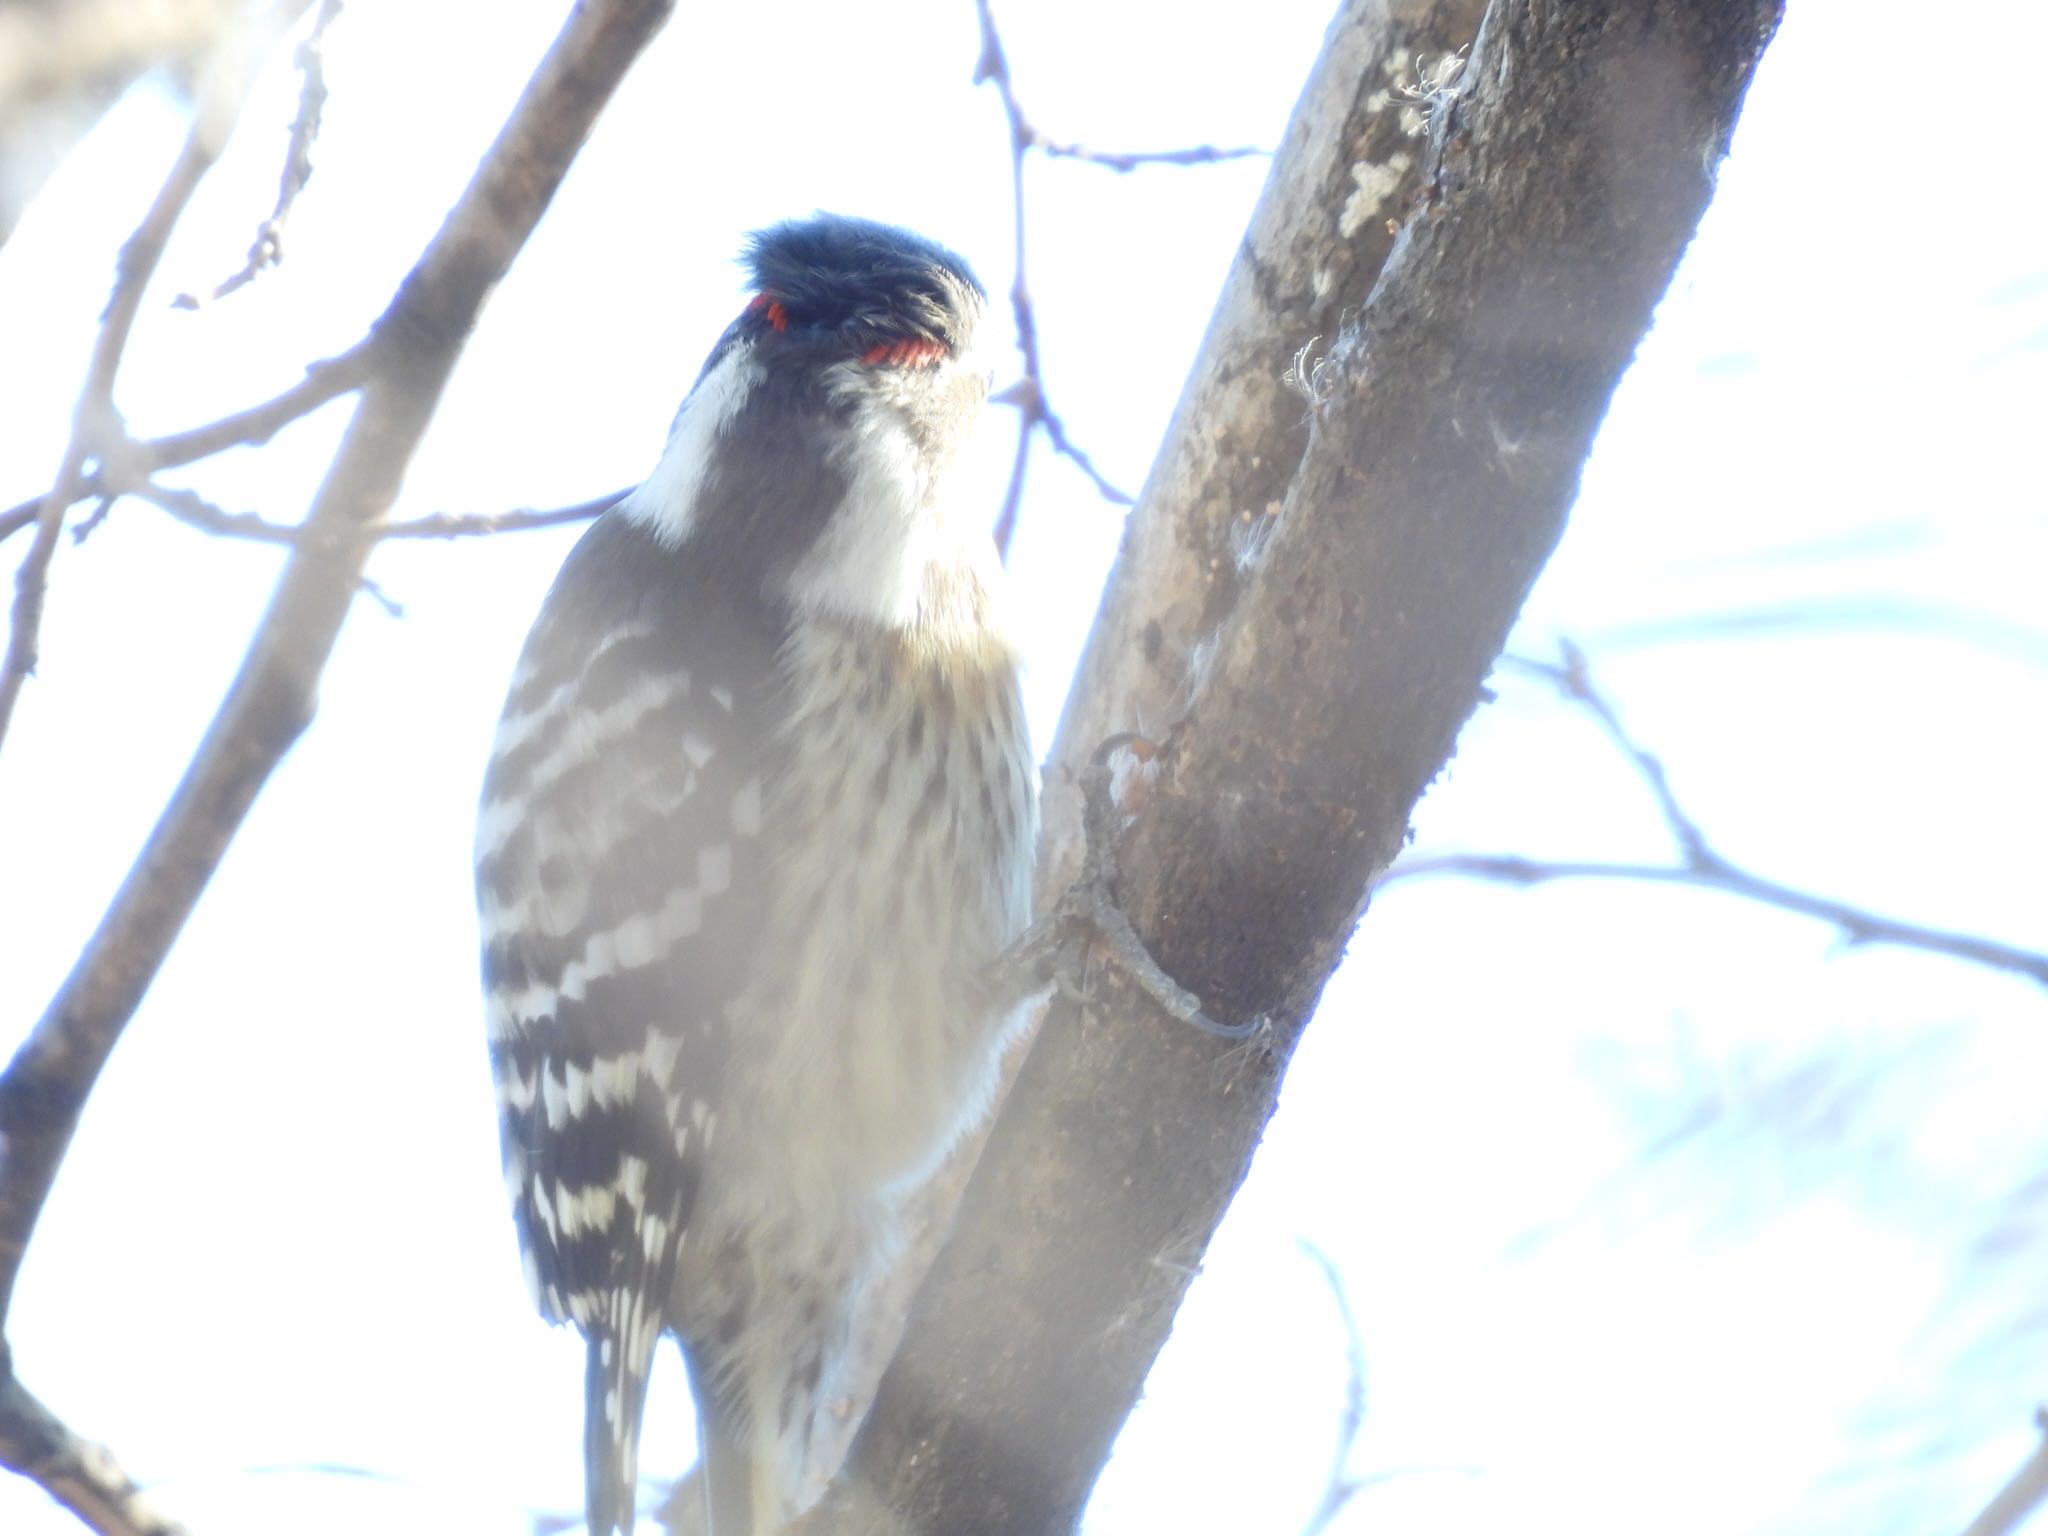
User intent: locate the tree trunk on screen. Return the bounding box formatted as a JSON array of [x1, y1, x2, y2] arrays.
[[805, 0, 1784, 1530]]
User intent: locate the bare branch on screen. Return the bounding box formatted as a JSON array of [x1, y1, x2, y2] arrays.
[[130, 350, 374, 473], [376, 490, 622, 540], [1508, 640, 1708, 860], [972, 0, 1134, 559], [1, 351, 376, 552], [121, 479, 298, 543], [0, 1353, 188, 1536], [1960, 1410, 2048, 1536], [1386, 854, 2048, 984], [0, 17, 675, 1534], [1381, 643, 2048, 987], [1033, 136, 1267, 173], [109, 478, 621, 548], [1298, 1242, 1369, 1536], [0, 0, 314, 755], [174, 0, 345, 309]]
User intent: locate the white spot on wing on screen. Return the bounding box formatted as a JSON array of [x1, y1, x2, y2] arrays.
[[550, 887, 708, 1003], [644, 1032, 682, 1084], [558, 1184, 617, 1236], [530, 1174, 560, 1241], [541, 1065, 571, 1129], [698, 844, 732, 896], [619, 1155, 649, 1207], [730, 777, 763, 837], [478, 674, 685, 858]]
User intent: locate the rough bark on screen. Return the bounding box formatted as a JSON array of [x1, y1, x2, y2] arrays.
[[809, 0, 1784, 1530]]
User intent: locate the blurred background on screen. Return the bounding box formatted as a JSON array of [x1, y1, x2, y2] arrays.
[[0, 0, 2043, 1531]]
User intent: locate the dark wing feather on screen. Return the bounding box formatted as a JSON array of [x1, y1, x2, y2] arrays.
[[476, 514, 779, 1530]]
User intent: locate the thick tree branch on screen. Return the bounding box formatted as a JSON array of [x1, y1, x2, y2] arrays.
[[807, 0, 1783, 1529], [0, 2, 673, 1525], [0, 1350, 187, 1536], [1038, 0, 1490, 884]]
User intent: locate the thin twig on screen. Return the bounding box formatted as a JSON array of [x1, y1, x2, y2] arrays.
[[1387, 854, 2048, 984], [1034, 136, 1267, 172], [122, 480, 299, 543], [0, 351, 376, 549], [1506, 641, 1708, 862], [132, 350, 373, 471], [1298, 1241, 1369, 1536], [175, 0, 345, 309], [1380, 642, 2048, 988], [0, 0, 316, 756], [115, 478, 622, 546], [1959, 1409, 2048, 1536], [378, 490, 623, 539], [971, 0, 1135, 558]]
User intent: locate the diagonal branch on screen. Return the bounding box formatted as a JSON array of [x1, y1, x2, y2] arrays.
[[0, 1353, 187, 1536], [0, 0, 669, 1330], [806, 1, 1779, 1530], [0, 3, 675, 1528]]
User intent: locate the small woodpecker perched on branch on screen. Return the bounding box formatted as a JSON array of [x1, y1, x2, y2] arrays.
[[476, 215, 1036, 1535]]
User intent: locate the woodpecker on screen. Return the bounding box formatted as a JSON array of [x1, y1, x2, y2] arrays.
[[476, 215, 1036, 1535]]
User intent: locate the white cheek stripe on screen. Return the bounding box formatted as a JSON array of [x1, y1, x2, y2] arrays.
[[620, 345, 761, 548]]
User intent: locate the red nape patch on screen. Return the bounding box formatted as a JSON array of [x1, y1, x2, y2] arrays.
[[862, 337, 947, 368], [748, 293, 790, 332]]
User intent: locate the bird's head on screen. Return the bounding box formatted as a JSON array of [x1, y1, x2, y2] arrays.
[[622, 215, 998, 628]]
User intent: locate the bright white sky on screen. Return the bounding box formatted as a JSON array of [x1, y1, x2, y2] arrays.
[[2, 1, 2045, 1533]]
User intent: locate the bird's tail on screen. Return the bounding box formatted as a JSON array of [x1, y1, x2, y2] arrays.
[[687, 1361, 756, 1536], [584, 1299, 660, 1536]]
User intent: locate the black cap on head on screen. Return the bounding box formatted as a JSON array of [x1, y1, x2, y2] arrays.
[[742, 214, 984, 357]]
